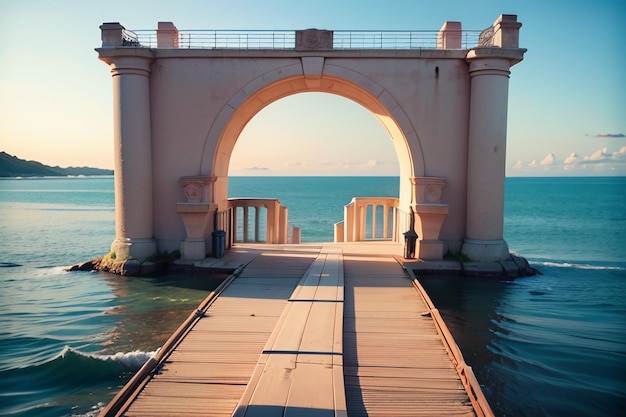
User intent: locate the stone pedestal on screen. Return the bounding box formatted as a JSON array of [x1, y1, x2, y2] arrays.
[[177, 203, 217, 260], [177, 176, 217, 261], [411, 177, 449, 260], [414, 203, 449, 260]]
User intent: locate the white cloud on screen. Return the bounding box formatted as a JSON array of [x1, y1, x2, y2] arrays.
[[614, 146, 626, 158], [563, 152, 579, 164], [586, 147, 609, 162], [540, 153, 555, 166], [508, 146, 626, 176]]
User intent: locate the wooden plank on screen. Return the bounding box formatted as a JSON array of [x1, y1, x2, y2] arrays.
[[284, 362, 335, 417], [265, 301, 312, 352], [299, 301, 339, 354], [246, 353, 297, 410], [342, 254, 477, 417]]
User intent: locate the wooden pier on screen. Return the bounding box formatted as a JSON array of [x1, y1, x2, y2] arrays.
[[100, 243, 492, 417]]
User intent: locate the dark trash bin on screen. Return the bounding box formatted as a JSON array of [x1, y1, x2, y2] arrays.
[[404, 229, 418, 259], [404, 208, 419, 259], [212, 229, 226, 258]]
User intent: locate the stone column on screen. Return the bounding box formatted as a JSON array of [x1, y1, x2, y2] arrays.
[[461, 55, 511, 261], [461, 15, 525, 262], [462, 21, 525, 261], [98, 40, 156, 260]]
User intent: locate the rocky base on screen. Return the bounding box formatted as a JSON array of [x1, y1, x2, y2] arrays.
[[408, 254, 541, 278], [66, 256, 168, 277]]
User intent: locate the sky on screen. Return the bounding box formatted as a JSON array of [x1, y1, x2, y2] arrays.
[[0, 0, 624, 177]]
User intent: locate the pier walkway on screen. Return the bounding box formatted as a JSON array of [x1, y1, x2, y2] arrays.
[[100, 243, 491, 417]]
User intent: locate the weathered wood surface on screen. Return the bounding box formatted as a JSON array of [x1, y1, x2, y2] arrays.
[[232, 250, 346, 417], [343, 254, 475, 417], [119, 247, 318, 417], [108, 243, 480, 417]]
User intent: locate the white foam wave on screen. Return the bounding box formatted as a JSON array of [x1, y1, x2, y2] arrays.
[[533, 261, 625, 271], [61, 346, 159, 367]]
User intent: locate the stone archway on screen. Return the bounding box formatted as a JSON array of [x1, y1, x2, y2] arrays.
[[97, 15, 525, 262]]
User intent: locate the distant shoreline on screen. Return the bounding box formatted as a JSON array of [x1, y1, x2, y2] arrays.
[[0, 151, 113, 177], [0, 174, 114, 179]]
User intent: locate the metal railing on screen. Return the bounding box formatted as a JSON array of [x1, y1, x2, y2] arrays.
[[122, 29, 140, 46], [333, 30, 482, 49], [129, 28, 486, 50]]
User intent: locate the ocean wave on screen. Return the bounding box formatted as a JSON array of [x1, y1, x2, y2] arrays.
[[0, 347, 157, 416], [60, 346, 158, 368], [532, 261, 626, 271], [0, 346, 157, 390]]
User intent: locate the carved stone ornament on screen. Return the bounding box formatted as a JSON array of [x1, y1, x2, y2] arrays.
[[411, 177, 447, 204], [424, 184, 443, 203], [183, 183, 203, 203], [179, 176, 216, 203]]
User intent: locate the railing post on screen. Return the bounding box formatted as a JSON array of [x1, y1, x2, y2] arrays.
[[100, 22, 125, 47], [279, 205, 289, 244], [254, 205, 261, 243], [358, 203, 366, 241], [491, 14, 522, 48], [243, 206, 249, 243], [437, 21, 462, 49], [157, 22, 178, 48], [371, 204, 378, 239], [383, 204, 389, 239], [344, 199, 355, 242]]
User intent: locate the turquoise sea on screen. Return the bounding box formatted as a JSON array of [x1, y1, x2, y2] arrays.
[[0, 176, 624, 416]]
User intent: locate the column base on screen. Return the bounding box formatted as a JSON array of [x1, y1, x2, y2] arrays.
[[417, 239, 446, 260], [180, 238, 208, 261], [110, 238, 157, 260], [461, 238, 510, 262]]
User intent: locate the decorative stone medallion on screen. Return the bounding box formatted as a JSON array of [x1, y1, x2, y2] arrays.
[[296, 29, 333, 50]]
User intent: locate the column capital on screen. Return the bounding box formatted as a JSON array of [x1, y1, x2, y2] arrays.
[[466, 47, 526, 72], [97, 51, 154, 77]]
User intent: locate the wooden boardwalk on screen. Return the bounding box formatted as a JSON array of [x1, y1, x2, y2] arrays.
[[100, 243, 492, 417]]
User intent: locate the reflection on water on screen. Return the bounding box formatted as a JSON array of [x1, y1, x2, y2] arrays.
[[419, 267, 626, 417], [100, 271, 229, 354]]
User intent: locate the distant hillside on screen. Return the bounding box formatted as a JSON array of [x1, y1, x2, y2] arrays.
[[0, 152, 113, 177]]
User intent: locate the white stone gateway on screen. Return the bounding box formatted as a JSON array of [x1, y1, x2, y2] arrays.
[[97, 15, 525, 262]]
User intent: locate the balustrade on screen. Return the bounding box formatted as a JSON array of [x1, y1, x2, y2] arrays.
[[335, 197, 402, 242], [228, 198, 299, 244]]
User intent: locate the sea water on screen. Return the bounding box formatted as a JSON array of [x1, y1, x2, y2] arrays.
[[0, 177, 226, 417], [0, 176, 624, 417]]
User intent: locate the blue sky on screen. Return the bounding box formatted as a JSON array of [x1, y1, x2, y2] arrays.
[[0, 0, 624, 176]]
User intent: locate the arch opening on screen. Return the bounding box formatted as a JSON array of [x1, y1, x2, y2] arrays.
[[206, 73, 422, 217], [228, 92, 401, 242]]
